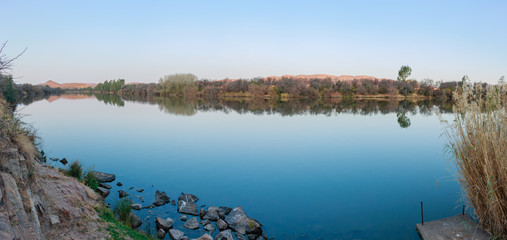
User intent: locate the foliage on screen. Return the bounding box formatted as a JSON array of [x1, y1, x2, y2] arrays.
[[397, 65, 412, 82], [441, 80, 507, 237], [113, 198, 132, 226], [96, 205, 153, 240], [95, 79, 125, 93], [84, 168, 98, 191], [67, 160, 83, 180], [157, 73, 197, 96], [0, 75, 18, 104]]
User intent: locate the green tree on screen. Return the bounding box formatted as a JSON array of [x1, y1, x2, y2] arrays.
[[397, 65, 412, 82], [1, 75, 18, 103]]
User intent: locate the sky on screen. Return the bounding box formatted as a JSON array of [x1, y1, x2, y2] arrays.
[[2, 0, 506, 84]]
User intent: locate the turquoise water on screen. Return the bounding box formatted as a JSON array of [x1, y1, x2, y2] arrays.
[[19, 95, 461, 239]]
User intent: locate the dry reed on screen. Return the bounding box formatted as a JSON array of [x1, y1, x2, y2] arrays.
[[441, 80, 507, 237]]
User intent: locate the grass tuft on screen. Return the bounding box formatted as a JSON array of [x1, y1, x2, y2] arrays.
[[67, 160, 83, 180], [113, 197, 132, 226]]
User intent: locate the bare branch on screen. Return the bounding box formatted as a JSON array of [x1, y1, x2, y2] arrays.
[[0, 41, 27, 73]]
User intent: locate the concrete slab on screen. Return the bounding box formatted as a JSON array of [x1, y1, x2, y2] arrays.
[[416, 215, 491, 240]]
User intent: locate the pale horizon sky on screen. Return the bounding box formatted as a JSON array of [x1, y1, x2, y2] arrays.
[[2, 0, 506, 84]]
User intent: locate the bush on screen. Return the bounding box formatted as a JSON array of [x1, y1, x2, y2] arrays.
[[67, 160, 83, 180], [114, 198, 132, 226], [441, 81, 507, 237], [84, 168, 98, 190]]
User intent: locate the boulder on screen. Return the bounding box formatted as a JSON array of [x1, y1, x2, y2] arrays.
[[225, 207, 262, 235], [191, 234, 213, 240], [116, 182, 123, 186], [217, 218, 228, 231], [201, 220, 211, 226], [184, 217, 200, 230], [98, 182, 112, 189], [59, 158, 68, 165], [131, 204, 142, 210], [157, 229, 166, 239], [203, 223, 215, 232], [219, 206, 232, 215], [92, 171, 116, 182], [235, 233, 248, 240], [96, 187, 110, 198], [168, 229, 185, 240], [178, 193, 199, 203], [203, 207, 220, 221], [130, 212, 142, 228], [153, 190, 171, 206], [155, 217, 173, 231], [180, 215, 187, 221], [216, 229, 234, 240], [118, 190, 129, 198], [178, 200, 199, 216]]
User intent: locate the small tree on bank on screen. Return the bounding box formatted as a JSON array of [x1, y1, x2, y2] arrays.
[[397, 65, 412, 82]]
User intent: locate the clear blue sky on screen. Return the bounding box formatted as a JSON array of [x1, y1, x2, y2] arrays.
[[2, 0, 506, 84]]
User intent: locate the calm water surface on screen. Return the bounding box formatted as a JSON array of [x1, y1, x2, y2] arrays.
[[19, 95, 461, 240]]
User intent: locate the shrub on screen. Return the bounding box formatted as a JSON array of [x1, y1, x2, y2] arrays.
[[84, 168, 98, 191], [114, 198, 132, 226], [441, 81, 507, 237], [67, 160, 83, 180]]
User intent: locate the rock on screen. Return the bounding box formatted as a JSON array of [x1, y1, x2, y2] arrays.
[[203, 207, 220, 221], [203, 223, 215, 232], [118, 190, 129, 198], [200, 208, 207, 219], [50, 157, 59, 161], [135, 195, 145, 202], [157, 229, 166, 239], [225, 207, 262, 235], [131, 204, 142, 210], [98, 182, 112, 189], [220, 207, 232, 215], [92, 171, 116, 182], [178, 200, 199, 216], [130, 212, 142, 228], [247, 234, 257, 240], [49, 215, 60, 225], [184, 217, 200, 230], [136, 188, 144, 192], [235, 233, 248, 240], [178, 193, 199, 203], [217, 218, 228, 231], [142, 205, 155, 209], [201, 219, 211, 226], [59, 158, 68, 165], [182, 237, 189, 240], [191, 233, 213, 240], [171, 200, 176, 205], [180, 215, 187, 221], [168, 229, 185, 240], [129, 187, 134, 190], [116, 182, 123, 186], [97, 187, 110, 198], [153, 190, 171, 206], [216, 229, 234, 240], [155, 217, 173, 231], [255, 236, 265, 240]]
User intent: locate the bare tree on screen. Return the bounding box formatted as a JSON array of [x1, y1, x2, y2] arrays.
[[0, 41, 27, 73]]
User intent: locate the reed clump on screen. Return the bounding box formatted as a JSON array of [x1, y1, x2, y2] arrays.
[[442, 80, 507, 237]]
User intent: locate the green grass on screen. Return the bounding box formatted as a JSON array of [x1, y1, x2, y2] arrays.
[[84, 168, 98, 191], [113, 198, 132, 226], [96, 205, 154, 240]]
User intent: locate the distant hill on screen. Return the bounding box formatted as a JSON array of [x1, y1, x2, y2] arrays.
[[263, 74, 388, 82], [40, 80, 97, 89]]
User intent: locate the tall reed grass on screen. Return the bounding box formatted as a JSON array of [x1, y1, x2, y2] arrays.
[[442, 80, 507, 237]]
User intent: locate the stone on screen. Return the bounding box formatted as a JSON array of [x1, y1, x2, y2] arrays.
[[216, 229, 234, 240], [203, 223, 215, 232], [92, 171, 116, 182], [153, 190, 171, 206], [131, 204, 142, 210], [255, 236, 265, 240], [180, 215, 187, 221], [142, 205, 155, 209], [129, 187, 134, 190], [416, 214, 491, 240], [184, 217, 200, 230], [136, 188, 144, 192], [157, 229, 166, 239], [98, 182, 112, 189], [203, 207, 220, 221], [59, 158, 68, 165], [219, 206, 232, 215], [178, 200, 199, 216], [49, 215, 60, 225], [235, 233, 248, 240], [200, 208, 206, 219], [130, 212, 142, 228], [225, 207, 262, 235], [191, 233, 213, 240], [178, 193, 199, 203], [135, 195, 144, 202], [201, 219, 211, 226], [217, 218, 228, 231], [155, 217, 173, 231], [171, 200, 176, 205], [168, 229, 185, 240], [118, 190, 129, 198], [247, 234, 257, 240], [96, 187, 110, 198], [116, 182, 122, 186]]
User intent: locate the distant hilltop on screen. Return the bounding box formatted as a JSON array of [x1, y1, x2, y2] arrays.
[[40, 80, 97, 89], [263, 74, 389, 82]]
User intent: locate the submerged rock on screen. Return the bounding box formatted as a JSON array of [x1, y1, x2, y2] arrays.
[[118, 190, 129, 198], [225, 207, 262, 235], [168, 229, 185, 240], [155, 217, 173, 231], [171, 200, 176, 205], [136, 188, 144, 192], [92, 171, 116, 182], [135, 195, 145, 202], [184, 217, 200, 230], [131, 204, 142, 210], [116, 182, 123, 186], [216, 229, 234, 240], [130, 212, 142, 228], [153, 190, 171, 206]]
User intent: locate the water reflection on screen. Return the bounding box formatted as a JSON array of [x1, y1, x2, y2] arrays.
[[29, 93, 454, 128]]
